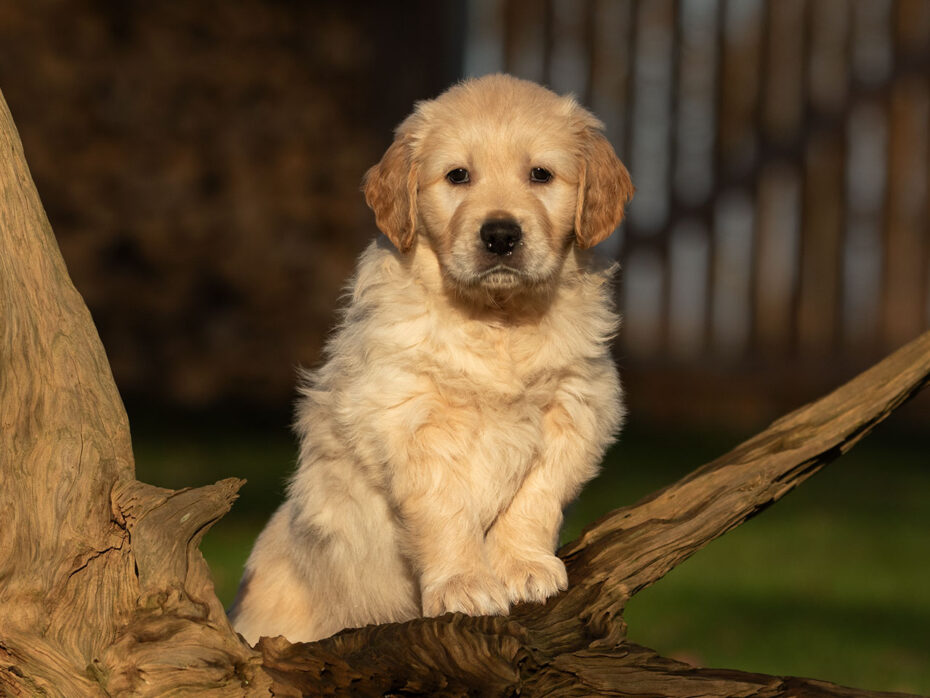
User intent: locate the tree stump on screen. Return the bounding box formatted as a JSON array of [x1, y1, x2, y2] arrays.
[[1, 87, 927, 696]]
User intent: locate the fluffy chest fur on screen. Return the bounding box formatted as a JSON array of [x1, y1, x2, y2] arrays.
[[297, 240, 619, 527]]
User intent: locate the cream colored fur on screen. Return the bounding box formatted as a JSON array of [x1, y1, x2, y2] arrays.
[[228, 74, 633, 645]]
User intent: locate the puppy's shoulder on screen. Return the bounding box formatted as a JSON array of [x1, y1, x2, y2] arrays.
[[349, 237, 413, 303], [323, 238, 431, 368], [549, 249, 620, 346]]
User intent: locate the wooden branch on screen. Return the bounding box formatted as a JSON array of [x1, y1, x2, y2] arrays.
[[560, 326, 930, 618], [256, 329, 930, 696], [1, 84, 926, 696]]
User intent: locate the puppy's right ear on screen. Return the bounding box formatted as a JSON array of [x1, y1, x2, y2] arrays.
[[363, 137, 419, 253]]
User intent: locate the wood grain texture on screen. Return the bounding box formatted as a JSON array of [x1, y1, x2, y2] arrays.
[[0, 88, 268, 696], [1, 84, 927, 696]]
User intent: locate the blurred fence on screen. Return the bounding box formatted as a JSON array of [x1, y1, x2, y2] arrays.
[[1, 0, 927, 423], [466, 0, 930, 372]]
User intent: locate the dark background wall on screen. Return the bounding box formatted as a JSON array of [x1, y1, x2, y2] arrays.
[[1, 0, 927, 427], [0, 0, 462, 406]]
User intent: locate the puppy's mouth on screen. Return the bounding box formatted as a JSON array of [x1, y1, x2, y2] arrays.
[[475, 263, 527, 289], [441, 216, 560, 296]]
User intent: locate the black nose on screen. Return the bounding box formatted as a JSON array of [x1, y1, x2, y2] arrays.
[[480, 219, 522, 256]]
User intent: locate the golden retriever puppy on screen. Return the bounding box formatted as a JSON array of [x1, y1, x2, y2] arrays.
[[228, 74, 633, 645]]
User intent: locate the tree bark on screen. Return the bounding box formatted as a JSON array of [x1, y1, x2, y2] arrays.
[[0, 89, 270, 695], [1, 86, 927, 697]]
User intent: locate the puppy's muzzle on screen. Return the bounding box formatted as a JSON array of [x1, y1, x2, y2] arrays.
[[480, 219, 522, 256]]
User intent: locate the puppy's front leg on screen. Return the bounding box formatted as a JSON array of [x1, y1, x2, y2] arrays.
[[485, 464, 571, 605], [389, 428, 511, 618], [486, 371, 623, 605]]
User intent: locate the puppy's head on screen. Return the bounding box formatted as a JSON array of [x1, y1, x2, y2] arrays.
[[364, 74, 633, 299]]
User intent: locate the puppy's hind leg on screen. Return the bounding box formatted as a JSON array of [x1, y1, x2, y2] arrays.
[[227, 505, 333, 645]]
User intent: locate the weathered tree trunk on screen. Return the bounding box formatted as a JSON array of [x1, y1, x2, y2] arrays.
[[0, 89, 270, 695], [1, 87, 927, 697]]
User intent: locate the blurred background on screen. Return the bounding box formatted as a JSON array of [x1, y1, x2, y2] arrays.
[[0, 0, 927, 692]]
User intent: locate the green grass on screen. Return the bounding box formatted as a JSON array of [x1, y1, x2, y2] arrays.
[[131, 412, 930, 695]]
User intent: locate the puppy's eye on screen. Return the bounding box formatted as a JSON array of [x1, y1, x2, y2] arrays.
[[446, 168, 470, 185], [530, 167, 553, 183]]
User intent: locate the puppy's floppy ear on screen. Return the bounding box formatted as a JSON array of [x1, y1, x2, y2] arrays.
[[574, 130, 634, 249], [363, 136, 419, 252]]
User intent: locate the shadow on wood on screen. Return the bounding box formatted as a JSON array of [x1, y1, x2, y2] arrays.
[[0, 87, 926, 697]]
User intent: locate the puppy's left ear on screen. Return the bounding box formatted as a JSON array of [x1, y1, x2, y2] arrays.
[[363, 136, 419, 253], [574, 130, 634, 249]]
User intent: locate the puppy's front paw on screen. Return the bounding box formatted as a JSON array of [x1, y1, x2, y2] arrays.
[[495, 552, 568, 605], [422, 572, 510, 617]]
